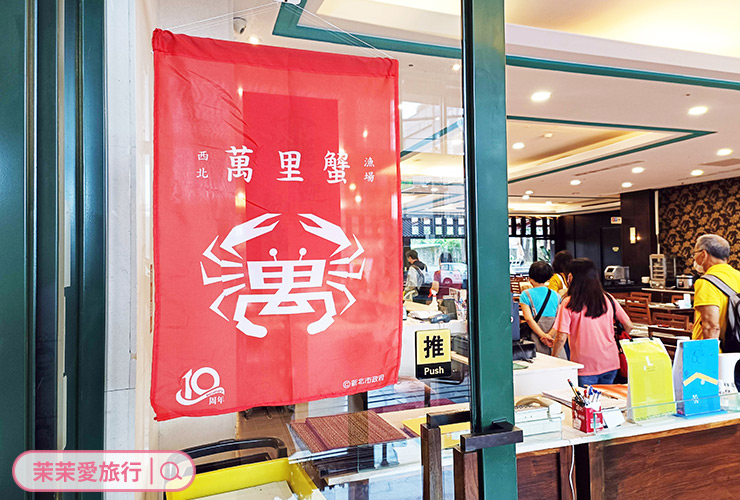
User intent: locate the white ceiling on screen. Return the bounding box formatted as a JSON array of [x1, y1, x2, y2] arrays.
[[168, 0, 740, 215]]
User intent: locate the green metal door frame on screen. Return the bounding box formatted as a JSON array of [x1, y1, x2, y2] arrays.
[[0, 1, 106, 497], [463, 0, 518, 497], [0, 1, 34, 496]]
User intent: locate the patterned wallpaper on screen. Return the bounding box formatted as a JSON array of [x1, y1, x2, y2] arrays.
[[659, 177, 740, 274]]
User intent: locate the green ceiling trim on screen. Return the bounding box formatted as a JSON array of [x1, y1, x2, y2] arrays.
[[508, 115, 712, 135], [399, 115, 714, 182], [274, 4, 725, 185], [400, 119, 463, 158], [273, 3, 740, 92], [507, 55, 740, 92], [509, 130, 712, 183], [273, 1, 460, 59]]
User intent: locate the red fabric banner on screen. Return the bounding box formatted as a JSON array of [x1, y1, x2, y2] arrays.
[[151, 30, 402, 420]]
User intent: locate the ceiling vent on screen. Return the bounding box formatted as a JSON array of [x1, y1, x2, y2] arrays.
[[701, 158, 740, 167]]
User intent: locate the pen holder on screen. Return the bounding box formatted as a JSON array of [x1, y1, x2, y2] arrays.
[[571, 399, 604, 433]]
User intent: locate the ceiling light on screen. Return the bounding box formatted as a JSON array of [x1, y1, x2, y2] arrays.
[[717, 148, 733, 156], [622, 182, 633, 188], [362, 129, 368, 138], [631, 167, 645, 174], [570, 179, 582, 186], [531, 91, 551, 102], [691, 169, 704, 176], [688, 106, 708, 116], [247, 35, 261, 45], [452, 63, 461, 71], [543, 133, 553, 138], [525, 190, 533, 195], [355, 195, 362, 203], [512, 142, 525, 150], [349, 183, 357, 191], [522, 195, 530, 200], [430, 187, 439, 192], [545, 200, 553, 205]]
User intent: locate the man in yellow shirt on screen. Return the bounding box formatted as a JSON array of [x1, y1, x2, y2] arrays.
[[691, 234, 740, 349]]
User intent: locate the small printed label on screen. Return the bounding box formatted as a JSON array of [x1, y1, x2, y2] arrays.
[[416, 329, 451, 379]]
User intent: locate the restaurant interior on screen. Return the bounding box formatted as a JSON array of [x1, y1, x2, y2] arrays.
[[10, 0, 740, 498]]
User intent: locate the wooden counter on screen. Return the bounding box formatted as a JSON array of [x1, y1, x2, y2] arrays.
[[576, 415, 740, 500]]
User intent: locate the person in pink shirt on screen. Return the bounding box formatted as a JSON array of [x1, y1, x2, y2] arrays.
[[551, 258, 633, 386]]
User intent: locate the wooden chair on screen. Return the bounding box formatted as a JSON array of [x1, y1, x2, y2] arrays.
[[649, 332, 679, 360], [651, 311, 690, 330], [623, 297, 652, 324], [670, 294, 688, 304], [629, 291, 652, 302], [648, 327, 691, 361]]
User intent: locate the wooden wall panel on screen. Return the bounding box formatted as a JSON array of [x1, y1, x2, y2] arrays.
[[620, 190, 657, 282], [600, 423, 740, 500], [518, 448, 573, 500]]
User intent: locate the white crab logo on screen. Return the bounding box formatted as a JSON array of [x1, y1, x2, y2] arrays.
[[200, 213, 365, 338]]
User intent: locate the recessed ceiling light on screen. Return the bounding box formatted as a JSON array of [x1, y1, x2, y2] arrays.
[[431, 187, 439, 192], [247, 35, 261, 45], [631, 166, 645, 174], [691, 169, 704, 176], [362, 129, 368, 138], [452, 63, 461, 71], [570, 179, 582, 186], [525, 190, 533, 195], [531, 91, 551, 102], [544, 133, 553, 138], [349, 183, 357, 191], [717, 148, 733, 156], [355, 195, 362, 203], [622, 182, 633, 188], [522, 195, 530, 200], [512, 142, 525, 150], [545, 200, 553, 205], [688, 106, 708, 115]]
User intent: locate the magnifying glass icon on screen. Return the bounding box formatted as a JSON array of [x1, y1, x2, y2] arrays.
[[160, 462, 183, 481]]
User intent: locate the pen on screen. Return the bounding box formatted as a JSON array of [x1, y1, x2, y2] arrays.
[[568, 379, 585, 405]]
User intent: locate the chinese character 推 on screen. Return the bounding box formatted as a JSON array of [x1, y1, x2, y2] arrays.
[[324, 151, 350, 184], [277, 151, 304, 182], [225, 146, 254, 182], [423, 335, 444, 359]]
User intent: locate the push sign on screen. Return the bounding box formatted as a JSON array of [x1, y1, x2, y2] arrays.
[[416, 329, 451, 379]]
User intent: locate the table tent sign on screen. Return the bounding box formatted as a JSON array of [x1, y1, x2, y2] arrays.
[[151, 30, 402, 420]]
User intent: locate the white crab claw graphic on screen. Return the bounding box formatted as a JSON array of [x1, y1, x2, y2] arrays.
[[220, 213, 281, 258], [298, 213, 351, 257]]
